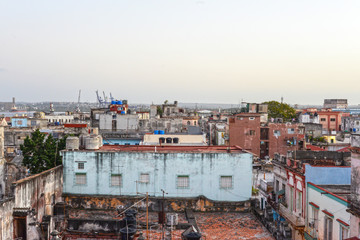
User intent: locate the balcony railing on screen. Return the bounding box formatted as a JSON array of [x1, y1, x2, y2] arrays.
[[279, 204, 305, 227]]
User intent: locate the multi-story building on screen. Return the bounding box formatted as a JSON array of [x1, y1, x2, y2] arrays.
[[342, 116, 360, 133], [305, 182, 350, 240], [61, 142, 253, 202], [302, 109, 350, 135], [347, 133, 360, 238], [269, 151, 351, 239], [324, 99, 348, 109], [229, 113, 305, 159]]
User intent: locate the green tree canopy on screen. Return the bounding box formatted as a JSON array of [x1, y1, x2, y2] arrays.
[[263, 101, 296, 122], [20, 129, 67, 174]]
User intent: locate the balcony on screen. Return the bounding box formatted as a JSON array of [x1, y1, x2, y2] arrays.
[[279, 204, 305, 228]]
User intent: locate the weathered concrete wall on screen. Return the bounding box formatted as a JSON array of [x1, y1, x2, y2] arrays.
[[62, 151, 253, 201], [99, 114, 139, 131], [13, 165, 63, 239], [63, 195, 250, 214], [0, 198, 14, 240], [352, 134, 360, 148]]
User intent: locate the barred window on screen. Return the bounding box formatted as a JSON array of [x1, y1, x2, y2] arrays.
[[75, 173, 86, 185], [111, 174, 122, 186], [177, 176, 189, 189], [140, 173, 150, 183], [78, 162, 84, 169], [220, 176, 233, 189]]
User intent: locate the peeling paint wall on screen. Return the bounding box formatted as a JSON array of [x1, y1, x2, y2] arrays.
[[0, 198, 14, 240], [62, 151, 253, 201], [13, 165, 63, 239]]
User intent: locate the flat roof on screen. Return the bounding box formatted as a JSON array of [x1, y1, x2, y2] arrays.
[[65, 145, 247, 154]]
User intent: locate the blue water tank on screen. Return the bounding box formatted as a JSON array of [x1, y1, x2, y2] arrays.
[[118, 100, 123, 105], [154, 130, 159, 134], [354, 128, 357, 133], [111, 101, 116, 105], [159, 130, 165, 135], [121, 111, 125, 115]]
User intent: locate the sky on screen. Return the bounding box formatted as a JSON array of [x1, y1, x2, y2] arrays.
[[1, 0, 360, 105]]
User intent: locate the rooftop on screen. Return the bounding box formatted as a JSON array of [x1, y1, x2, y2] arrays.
[[137, 212, 273, 240], [65, 145, 247, 154]]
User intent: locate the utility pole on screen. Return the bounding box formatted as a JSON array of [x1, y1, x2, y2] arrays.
[[146, 192, 149, 240], [161, 189, 168, 240]]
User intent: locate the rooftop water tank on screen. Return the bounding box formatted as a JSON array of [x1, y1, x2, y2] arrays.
[[66, 137, 79, 150], [79, 134, 90, 149], [121, 111, 125, 115], [159, 130, 165, 135], [111, 100, 116, 105], [154, 130, 159, 135], [85, 136, 100, 150], [166, 137, 172, 144], [173, 137, 179, 144], [159, 137, 165, 144]]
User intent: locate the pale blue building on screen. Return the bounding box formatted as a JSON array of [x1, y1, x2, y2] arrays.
[[61, 146, 253, 202], [11, 117, 28, 128]]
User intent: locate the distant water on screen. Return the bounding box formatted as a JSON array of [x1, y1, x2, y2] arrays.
[[0, 111, 35, 117]]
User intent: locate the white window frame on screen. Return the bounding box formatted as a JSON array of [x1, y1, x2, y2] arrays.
[[220, 176, 233, 189], [177, 175, 190, 189], [139, 173, 150, 184], [75, 173, 87, 185], [111, 174, 122, 187]]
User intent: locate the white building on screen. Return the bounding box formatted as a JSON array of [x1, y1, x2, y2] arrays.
[[305, 182, 350, 240]]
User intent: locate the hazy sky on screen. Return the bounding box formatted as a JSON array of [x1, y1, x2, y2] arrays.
[[1, 0, 360, 105]]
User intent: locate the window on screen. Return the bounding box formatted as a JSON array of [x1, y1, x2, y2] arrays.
[[249, 117, 255, 120], [140, 173, 150, 183], [288, 128, 295, 134], [75, 173, 86, 185], [289, 187, 293, 212], [187, 121, 191, 125], [220, 176, 233, 189], [177, 176, 189, 189], [321, 118, 326, 122], [296, 191, 302, 213], [249, 130, 256, 135], [324, 216, 333, 240], [340, 225, 349, 240], [330, 118, 336, 122], [111, 174, 122, 186], [309, 206, 319, 237], [274, 130, 281, 137], [78, 162, 84, 169], [275, 180, 279, 192]]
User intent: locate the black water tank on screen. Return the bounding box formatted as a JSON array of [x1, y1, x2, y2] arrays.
[[173, 138, 179, 144], [166, 137, 172, 143], [184, 232, 202, 240], [120, 227, 136, 240], [159, 137, 165, 143]]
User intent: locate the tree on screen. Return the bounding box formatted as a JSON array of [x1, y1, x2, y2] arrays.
[[20, 129, 67, 174], [156, 106, 163, 117], [263, 101, 296, 122]]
